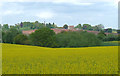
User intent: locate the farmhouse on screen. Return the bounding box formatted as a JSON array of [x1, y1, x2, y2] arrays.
[[22, 28, 118, 35], [22, 25, 118, 35], [68, 26, 74, 30]]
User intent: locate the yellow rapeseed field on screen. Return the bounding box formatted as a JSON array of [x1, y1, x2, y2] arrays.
[[2, 43, 118, 74]]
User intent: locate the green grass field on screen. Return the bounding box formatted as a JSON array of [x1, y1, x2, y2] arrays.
[[2, 43, 118, 74]]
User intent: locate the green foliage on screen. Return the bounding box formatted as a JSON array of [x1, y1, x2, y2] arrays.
[[75, 24, 82, 29], [29, 28, 57, 47], [97, 31, 106, 41], [2, 24, 9, 31], [104, 28, 112, 33], [117, 34, 120, 41], [104, 34, 118, 41], [14, 34, 29, 45], [63, 24, 68, 29], [117, 30, 120, 34], [83, 24, 92, 30], [2, 28, 21, 43], [55, 31, 102, 47], [46, 23, 57, 28]]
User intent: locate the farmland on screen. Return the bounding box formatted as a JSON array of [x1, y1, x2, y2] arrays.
[[2, 43, 118, 74]]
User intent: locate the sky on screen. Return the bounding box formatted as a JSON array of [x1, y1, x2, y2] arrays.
[[0, 0, 119, 29]]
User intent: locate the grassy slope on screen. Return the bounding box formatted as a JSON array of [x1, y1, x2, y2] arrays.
[[2, 44, 118, 74]]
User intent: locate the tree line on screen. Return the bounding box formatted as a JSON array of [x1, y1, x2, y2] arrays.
[[1, 26, 120, 48], [1, 21, 118, 34]]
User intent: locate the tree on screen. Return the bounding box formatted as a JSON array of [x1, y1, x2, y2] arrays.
[[20, 22, 23, 28], [2, 24, 9, 31], [97, 31, 106, 41], [97, 24, 104, 31], [104, 28, 112, 33], [55, 31, 102, 47], [75, 24, 82, 29], [2, 28, 21, 43], [29, 28, 57, 47], [46, 23, 52, 28], [14, 34, 29, 45], [104, 34, 117, 41], [117, 30, 120, 34], [83, 24, 92, 30], [63, 24, 68, 29]]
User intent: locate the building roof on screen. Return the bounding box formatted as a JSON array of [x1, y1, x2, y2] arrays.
[[22, 29, 118, 35]]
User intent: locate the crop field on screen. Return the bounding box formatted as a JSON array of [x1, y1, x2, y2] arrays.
[[2, 43, 118, 74]]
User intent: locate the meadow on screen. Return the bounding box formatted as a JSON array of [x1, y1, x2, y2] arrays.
[[2, 43, 118, 74]]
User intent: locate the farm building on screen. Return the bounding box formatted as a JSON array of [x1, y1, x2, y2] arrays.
[[68, 26, 74, 30], [22, 28, 118, 35]]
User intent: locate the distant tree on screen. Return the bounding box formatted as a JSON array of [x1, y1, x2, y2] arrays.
[[2, 24, 9, 31], [51, 22, 57, 28], [104, 34, 117, 41], [29, 28, 57, 47], [104, 28, 112, 33], [2, 28, 21, 43], [55, 31, 102, 47], [83, 24, 92, 30], [46, 23, 52, 28], [97, 24, 104, 30], [35, 21, 39, 23], [97, 31, 106, 41], [14, 34, 29, 45], [63, 24, 68, 29], [75, 24, 82, 29], [117, 30, 120, 34], [117, 34, 120, 41], [20, 22, 23, 28], [10, 25, 15, 29]]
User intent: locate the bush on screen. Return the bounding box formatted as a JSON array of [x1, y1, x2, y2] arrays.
[[97, 31, 106, 41], [29, 28, 57, 47], [2, 28, 21, 43], [55, 31, 102, 47], [104, 34, 118, 41], [14, 34, 29, 45]]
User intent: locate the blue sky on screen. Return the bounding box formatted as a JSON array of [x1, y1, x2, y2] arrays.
[[0, 0, 118, 29]]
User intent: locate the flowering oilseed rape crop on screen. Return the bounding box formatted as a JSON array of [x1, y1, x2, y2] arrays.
[[2, 44, 118, 74]]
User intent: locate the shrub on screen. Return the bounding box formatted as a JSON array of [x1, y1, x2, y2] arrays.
[[2, 28, 21, 43], [104, 34, 118, 41], [14, 34, 29, 45], [55, 31, 102, 47], [29, 28, 57, 47], [97, 31, 106, 41]]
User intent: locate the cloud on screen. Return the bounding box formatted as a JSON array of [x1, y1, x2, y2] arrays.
[[2, 2, 24, 16], [0, 0, 119, 6], [36, 11, 55, 19], [3, 10, 23, 15]]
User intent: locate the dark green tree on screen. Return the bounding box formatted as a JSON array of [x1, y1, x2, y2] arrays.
[[83, 24, 92, 30], [104, 28, 112, 33], [2, 28, 21, 43], [55, 31, 102, 47], [14, 34, 29, 45], [2, 24, 9, 31], [97, 31, 106, 41], [75, 24, 82, 29], [29, 28, 57, 47], [63, 24, 68, 29]]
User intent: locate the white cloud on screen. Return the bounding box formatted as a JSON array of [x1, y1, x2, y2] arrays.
[[0, 0, 119, 7], [1, 0, 117, 6], [0, 0, 118, 3], [36, 11, 54, 19], [3, 10, 23, 15]]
